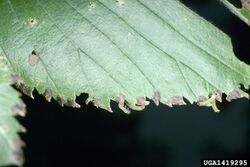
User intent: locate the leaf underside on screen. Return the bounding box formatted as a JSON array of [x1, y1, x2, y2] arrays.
[[0, 0, 250, 113], [0, 56, 25, 166]]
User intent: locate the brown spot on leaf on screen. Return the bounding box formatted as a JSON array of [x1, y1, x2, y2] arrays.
[[152, 91, 161, 106], [241, 0, 250, 10], [166, 96, 186, 107], [29, 51, 39, 66]]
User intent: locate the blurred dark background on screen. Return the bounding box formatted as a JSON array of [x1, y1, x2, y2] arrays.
[[18, 1, 250, 167]]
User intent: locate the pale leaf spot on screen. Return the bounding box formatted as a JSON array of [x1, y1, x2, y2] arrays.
[[28, 51, 39, 66], [88, 2, 96, 11], [116, 0, 125, 6], [28, 17, 37, 27]]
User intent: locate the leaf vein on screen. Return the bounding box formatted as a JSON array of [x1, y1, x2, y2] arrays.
[[176, 61, 198, 99], [137, 0, 246, 80], [7, 0, 63, 96], [37, 0, 134, 98], [97, 0, 218, 91], [64, 0, 155, 95]]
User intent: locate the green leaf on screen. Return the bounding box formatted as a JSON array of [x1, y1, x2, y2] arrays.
[[220, 0, 250, 25], [0, 0, 249, 113], [0, 55, 25, 166]]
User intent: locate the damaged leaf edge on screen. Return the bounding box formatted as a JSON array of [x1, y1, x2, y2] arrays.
[[0, 70, 26, 166], [12, 75, 250, 114]]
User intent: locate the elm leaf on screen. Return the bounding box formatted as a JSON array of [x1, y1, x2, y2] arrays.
[[0, 0, 249, 113]]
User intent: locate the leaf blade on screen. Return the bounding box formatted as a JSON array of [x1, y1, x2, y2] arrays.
[[0, 52, 25, 166], [0, 0, 249, 112]]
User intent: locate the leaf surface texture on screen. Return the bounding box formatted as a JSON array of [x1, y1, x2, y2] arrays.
[[0, 0, 249, 112]]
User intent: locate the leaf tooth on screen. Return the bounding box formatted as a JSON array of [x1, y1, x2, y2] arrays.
[[101, 105, 113, 113], [122, 97, 150, 111], [11, 102, 26, 117], [165, 96, 186, 107], [107, 106, 113, 113], [12, 75, 34, 99], [85, 96, 92, 105], [212, 90, 223, 103], [10, 138, 25, 167], [56, 96, 66, 107], [197, 94, 220, 112], [65, 98, 81, 108], [226, 86, 249, 102], [115, 94, 126, 106], [11, 138, 25, 151], [12, 150, 24, 167], [152, 91, 161, 106], [93, 96, 101, 108], [19, 126, 27, 133], [90, 97, 113, 112], [115, 94, 131, 114], [136, 97, 150, 106], [43, 89, 52, 102], [118, 104, 131, 114], [15, 82, 34, 99]]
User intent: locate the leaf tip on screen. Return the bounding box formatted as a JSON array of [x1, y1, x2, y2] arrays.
[[152, 91, 161, 106], [197, 93, 221, 112], [43, 89, 52, 102]]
